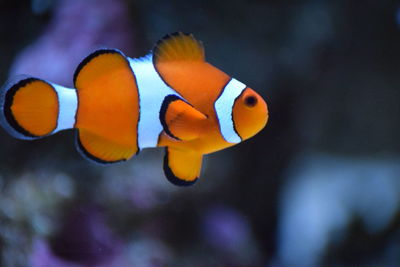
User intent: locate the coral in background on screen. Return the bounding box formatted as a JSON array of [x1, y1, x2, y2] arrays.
[[0, 171, 75, 267], [31, 239, 78, 267], [278, 153, 400, 266], [9, 0, 135, 87], [50, 205, 121, 266], [202, 205, 261, 265]]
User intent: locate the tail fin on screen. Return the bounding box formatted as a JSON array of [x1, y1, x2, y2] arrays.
[[0, 76, 77, 140]]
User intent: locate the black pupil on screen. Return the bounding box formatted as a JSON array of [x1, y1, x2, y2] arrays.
[[245, 96, 257, 107]]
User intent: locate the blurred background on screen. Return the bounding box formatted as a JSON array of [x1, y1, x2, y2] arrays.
[[1, 0, 400, 266]]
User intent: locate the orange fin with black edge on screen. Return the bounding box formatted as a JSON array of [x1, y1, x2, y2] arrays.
[[1, 76, 59, 139], [153, 32, 205, 63], [76, 129, 137, 164], [163, 147, 203, 186], [160, 95, 207, 141]]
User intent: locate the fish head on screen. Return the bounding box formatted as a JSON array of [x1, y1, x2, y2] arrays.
[[232, 87, 268, 141]]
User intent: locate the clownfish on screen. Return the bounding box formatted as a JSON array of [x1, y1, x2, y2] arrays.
[[0, 33, 268, 186]]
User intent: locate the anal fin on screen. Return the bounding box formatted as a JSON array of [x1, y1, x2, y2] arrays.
[[160, 95, 207, 141], [163, 147, 203, 186], [76, 129, 137, 164]]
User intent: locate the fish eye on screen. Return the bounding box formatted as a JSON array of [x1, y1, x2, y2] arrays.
[[244, 95, 257, 108]]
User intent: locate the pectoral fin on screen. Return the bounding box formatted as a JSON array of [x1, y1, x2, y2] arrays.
[[160, 95, 207, 141], [163, 147, 203, 186]]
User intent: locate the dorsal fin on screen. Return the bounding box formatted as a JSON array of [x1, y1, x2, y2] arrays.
[[153, 32, 205, 63]]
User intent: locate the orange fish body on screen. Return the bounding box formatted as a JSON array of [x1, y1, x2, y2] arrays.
[[0, 33, 268, 186]]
